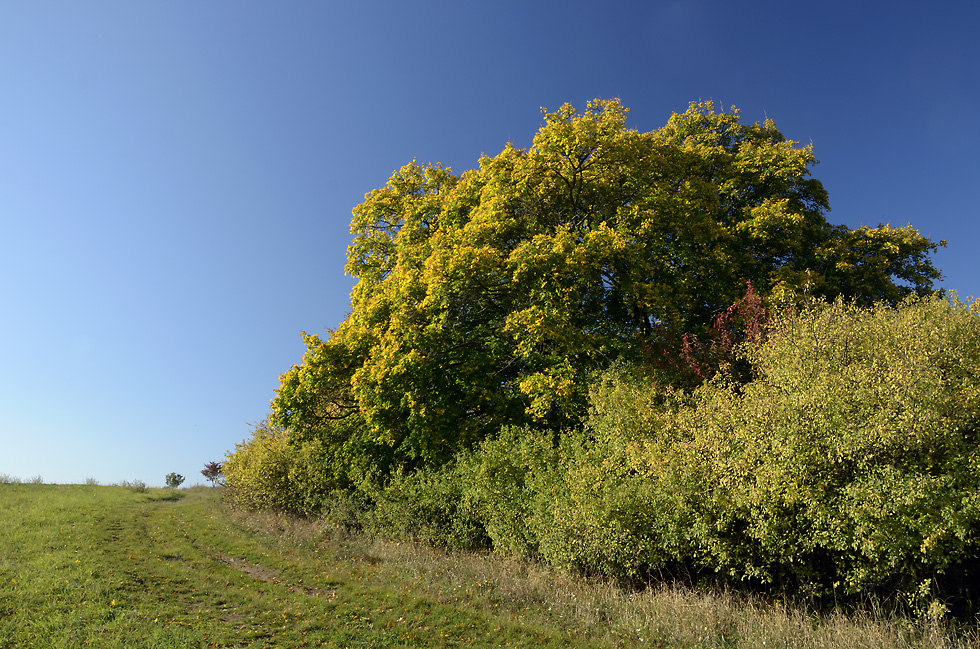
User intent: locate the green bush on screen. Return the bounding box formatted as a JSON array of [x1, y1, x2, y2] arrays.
[[686, 293, 980, 596], [580, 294, 980, 599], [361, 463, 487, 550], [222, 419, 335, 516], [527, 429, 679, 580], [463, 294, 980, 604], [456, 421, 681, 579], [227, 293, 980, 609], [457, 426, 558, 558]]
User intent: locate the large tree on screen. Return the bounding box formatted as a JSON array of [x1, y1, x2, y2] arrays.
[[272, 100, 944, 477]]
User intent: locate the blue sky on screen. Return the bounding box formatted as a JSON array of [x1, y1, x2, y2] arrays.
[[2, 1, 977, 486]]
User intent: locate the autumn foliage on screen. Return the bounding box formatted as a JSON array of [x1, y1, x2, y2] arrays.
[[268, 99, 943, 476], [201, 461, 223, 486], [646, 280, 773, 387], [223, 100, 974, 609]]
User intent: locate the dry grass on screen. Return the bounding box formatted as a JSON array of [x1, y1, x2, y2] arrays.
[[229, 505, 980, 649]]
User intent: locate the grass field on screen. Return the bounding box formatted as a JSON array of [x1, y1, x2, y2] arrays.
[[1, 484, 978, 648]]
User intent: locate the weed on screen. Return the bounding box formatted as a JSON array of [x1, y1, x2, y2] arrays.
[[116, 479, 148, 493]]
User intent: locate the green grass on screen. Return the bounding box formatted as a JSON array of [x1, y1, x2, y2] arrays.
[[0, 484, 602, 648], [2, 484, 978, 648]]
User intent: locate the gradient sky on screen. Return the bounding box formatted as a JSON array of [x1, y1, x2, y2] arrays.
[[2, 1, 978, 486]]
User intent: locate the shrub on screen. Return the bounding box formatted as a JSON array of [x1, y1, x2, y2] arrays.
[[222, 419, 335, 516], [457, 426, 558, 558], [645, 281, 773, 387], [455, 376, 692, 579], [536, 416, 693, 580], [685, 293, 980, 597], [583, 293, 980, 602], [165, 473, 185, 489], [119, 479, 148, 493], [476, 294, 980, 606], [362, 463, 487, 550]]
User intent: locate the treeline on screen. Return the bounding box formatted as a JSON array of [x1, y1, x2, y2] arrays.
[[222, 100, 978, 611]]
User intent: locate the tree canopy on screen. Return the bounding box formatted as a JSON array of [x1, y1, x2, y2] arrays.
[[271, 99, 944, 478]]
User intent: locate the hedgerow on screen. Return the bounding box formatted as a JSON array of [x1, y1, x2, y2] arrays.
[[225, 293, 980, 611]]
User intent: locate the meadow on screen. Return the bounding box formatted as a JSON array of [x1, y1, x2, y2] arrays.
[[1, 483, 979, 648]]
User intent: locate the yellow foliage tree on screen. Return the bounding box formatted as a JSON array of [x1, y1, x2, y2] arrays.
[[271, 99, 944, 477]]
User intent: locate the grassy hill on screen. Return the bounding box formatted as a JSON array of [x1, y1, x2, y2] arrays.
[[1, 484, 976, 648]]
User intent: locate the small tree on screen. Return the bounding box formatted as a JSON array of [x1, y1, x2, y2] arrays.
[[273, 100, 944, 478], [646, 281, 773, 387], [165, 473, 185, 489], [201, 461, 223, 486]]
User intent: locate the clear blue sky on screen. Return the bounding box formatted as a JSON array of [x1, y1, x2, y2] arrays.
[[2, 1, 977, 486]]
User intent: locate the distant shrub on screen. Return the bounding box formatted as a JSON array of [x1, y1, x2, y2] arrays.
[[165, 473, 185, 489], [119, 479, 148, 493], [26, 475, 44, 485], [84, 477, 100, 486]]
